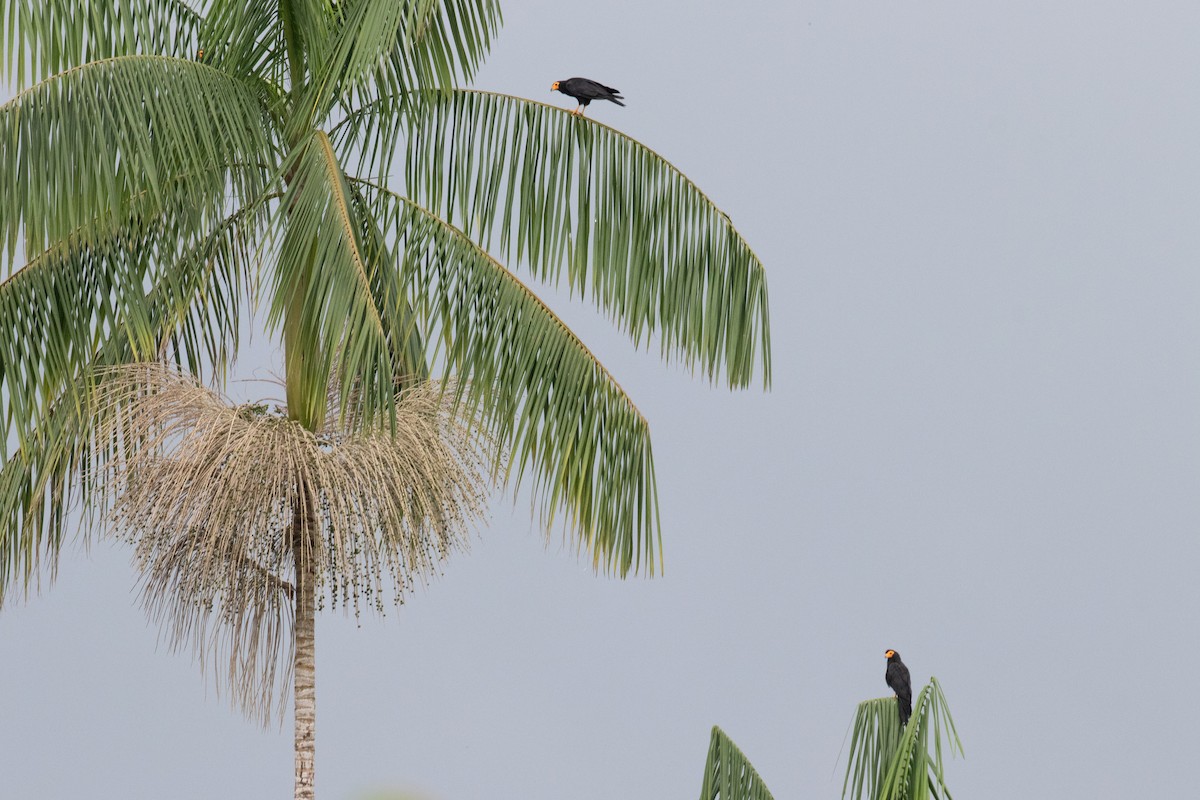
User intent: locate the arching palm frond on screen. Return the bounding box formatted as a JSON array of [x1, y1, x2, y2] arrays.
[[0, 196, 268, 602], [0, 55, 274, 256], [0, 194, 263, 438], [843, 678, 964, 800], [199, 0, 289, 82], [395, 90, 771, 389], [359, 182, 659, 576], [0, 0, 202, 84], [699, 726, 776, 800]]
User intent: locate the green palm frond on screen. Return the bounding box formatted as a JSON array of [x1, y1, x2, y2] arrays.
[[347, 185, 430, 386], [360, 182, 659, 576], [366, 0, 501, 93], [0, 54, 274, 256], [199, 0, 288, 81], [843, 679, 963, 800], [0, 195, 268, 602], [297, 0, 499, 142], [1, 191, 265, 445], [156, 198, 274, 383], [0, 0, 202, 85], [277, 0, 334, 90], [1, 227, 155, 443], [0, 393, 87, 603], [699, 726, 775, 800], [397, 89, 771, 389]]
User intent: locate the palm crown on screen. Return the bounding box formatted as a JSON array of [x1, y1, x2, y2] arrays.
[[0, 0, 770, 587]]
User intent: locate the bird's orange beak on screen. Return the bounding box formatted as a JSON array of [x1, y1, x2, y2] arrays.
[[551, 81, 559, 91], [885, 649, 895, 658]]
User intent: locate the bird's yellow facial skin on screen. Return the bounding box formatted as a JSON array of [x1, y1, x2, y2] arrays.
[[885, 649, 896, 658], [551, 81, 560, 91]]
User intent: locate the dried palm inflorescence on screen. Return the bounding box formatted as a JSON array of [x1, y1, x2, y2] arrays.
[[86, 363, 493, 724]]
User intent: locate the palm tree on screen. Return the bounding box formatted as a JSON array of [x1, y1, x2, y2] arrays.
[[0, 2, 770, 797], [87, 362, 492, 790]]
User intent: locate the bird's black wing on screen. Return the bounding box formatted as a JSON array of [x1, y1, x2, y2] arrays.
[[575, 78, 619, 95], [886, 661, 913, 724], [886, 661, 911, 697], [561, 78, 623, 101]]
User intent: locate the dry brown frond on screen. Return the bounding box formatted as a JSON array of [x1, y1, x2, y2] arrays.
[[86, 363, 494, 725]]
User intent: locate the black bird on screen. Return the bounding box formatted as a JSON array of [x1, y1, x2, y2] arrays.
[[885, 649, 912, 726], [551, 78, 624, 116]]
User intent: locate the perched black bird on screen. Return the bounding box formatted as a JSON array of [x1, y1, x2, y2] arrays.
[[885, 649, 912, 726], [551, 78, 624, 116]]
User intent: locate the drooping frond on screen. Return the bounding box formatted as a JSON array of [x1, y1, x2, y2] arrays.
[[279, 0, 335, 85], [1, 226, 157, 442], [699, 726, 776, 800], [0, 393, 86, 603], [86, 363, 493, 723], [0, 0, 202, 85], [399, 89, 771, 389], [843, 679, 964, 800], [0, 55, 274, 256], [0, 196, 269, 602], [1, 191, 267, 446], [347, 185, 430, 387], [359, 182, 660, 576]]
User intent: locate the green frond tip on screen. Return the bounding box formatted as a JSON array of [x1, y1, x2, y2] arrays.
[[843, 678, 964, 800], [700, 726, 775, 800]]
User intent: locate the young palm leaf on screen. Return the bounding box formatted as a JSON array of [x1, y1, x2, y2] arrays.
[[843, 678, 964, 800], [699, 726, 776, 800]]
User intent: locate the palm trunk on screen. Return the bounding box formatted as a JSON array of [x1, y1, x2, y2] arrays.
[[281, 162, 323, 797], [292, 480, 317, 800]]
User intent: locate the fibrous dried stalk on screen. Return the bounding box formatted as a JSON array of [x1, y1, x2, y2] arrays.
[[85, 363, 493, 724]]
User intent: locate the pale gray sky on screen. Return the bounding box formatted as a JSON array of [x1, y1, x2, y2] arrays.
[[4, 1, 1200, 798]]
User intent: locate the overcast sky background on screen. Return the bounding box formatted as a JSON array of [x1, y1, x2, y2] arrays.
[[4, 1, 1200, 798]]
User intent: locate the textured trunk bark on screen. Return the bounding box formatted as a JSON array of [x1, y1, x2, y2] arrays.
[[293, 481, 317, 800]]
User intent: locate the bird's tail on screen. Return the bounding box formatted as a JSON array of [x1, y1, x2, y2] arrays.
[[898, 697, 912, 726], [608, 96, 626, 106]]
